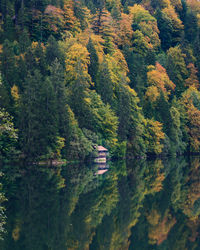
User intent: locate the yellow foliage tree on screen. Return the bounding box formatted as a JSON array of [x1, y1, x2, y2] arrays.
[[146, 62, 175, 101], [145, 86, 160, 102], [162, 4, 183, 30], [65, 42, 91, 83], [129, 4, 160, 51], [144, 119, 165, 154]]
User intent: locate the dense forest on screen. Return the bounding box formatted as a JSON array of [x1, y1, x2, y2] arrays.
[[1, 0, 200, 162]]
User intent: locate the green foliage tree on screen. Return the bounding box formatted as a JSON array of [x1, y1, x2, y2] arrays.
[[87, 37, 99, 83], [0, 0, 200, 161], [130, 4, 161, 54], [19, 70, 58, 160], [1, 40, 18, 88], [0, 108, 18, 161], [166, 46, 188, 96], [156, 7, 183, 50], [169, 105, 186, 155], [116, 85, 146, 158]]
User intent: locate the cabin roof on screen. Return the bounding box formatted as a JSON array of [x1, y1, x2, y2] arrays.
[[97, 146, 108, 152]]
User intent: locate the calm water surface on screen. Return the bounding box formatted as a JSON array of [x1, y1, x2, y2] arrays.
[[0, 157, 200, 249]]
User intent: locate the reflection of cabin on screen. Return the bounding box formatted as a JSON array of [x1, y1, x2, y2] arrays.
[[94, 146, 108, 163], [94, 163, 109, 175], [97, 169, 108, 175]]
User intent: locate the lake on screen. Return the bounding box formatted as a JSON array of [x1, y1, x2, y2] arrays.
[[0, 156, 200, 249]]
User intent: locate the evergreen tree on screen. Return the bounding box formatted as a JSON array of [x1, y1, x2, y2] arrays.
[[1, 40, 18, 88], [87, 37, 99, 83], [46, 35, 64, 66], [49, 59, 69, 144], [18, 28, 31, 53], [0, 73, 10, 110], [74, 0, 90, 30], [155, 91, 173, 135], [169, 105, 186, 155], [96, 58, 114, 105], [184, 10, 198, 43], [19, 70, 58, 160]]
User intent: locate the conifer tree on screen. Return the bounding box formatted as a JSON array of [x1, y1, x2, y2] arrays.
[[87, 37, 99, 83], [19, 70, 58, 160], [46, 35, 64, 66], [1, 40, 18, 88]]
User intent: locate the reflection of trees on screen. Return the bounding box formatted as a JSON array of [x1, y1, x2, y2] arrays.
[[1, 166, 66, 250], [164, 157, 200, 250], [130, 157, 200, 250], [2, 157, 200, 249], [61, 163, 97, 216], [170, 157, 188, 212], [0, 172, 6, 241], [91, 159, 166, 250], [170, 157, 200, 248], [129, 159, 171, 249], [66, 165, 119, 250], [1, 162, 120, 250], [91, 162, 133, 250], [147, 209, 176, 245], [89, 161, 133, 250], [182, 158, 200, 219]]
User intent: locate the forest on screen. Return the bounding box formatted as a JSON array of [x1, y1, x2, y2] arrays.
[[0, 0, 200, 163]]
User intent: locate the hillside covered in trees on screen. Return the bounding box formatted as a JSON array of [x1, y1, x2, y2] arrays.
[[1, 0, 200, 162]]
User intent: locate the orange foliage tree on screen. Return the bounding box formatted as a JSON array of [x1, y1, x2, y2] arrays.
[[145, 62, 175, 102], [43, 5, 65, 37], [185, 63, 200, 89], [62, 0, 81, 35], [114, 13, 133, 47]]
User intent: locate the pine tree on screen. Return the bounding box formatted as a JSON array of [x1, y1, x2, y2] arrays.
[[1, 40, 18, 88], [74, 0, 90, 30], [18, 29, 31, 53], [155, 91, 172, 135], [92, 7, 115, 53], [96, 58, 114, 105], [87, 37, 99, 83], [46, 35, 64, 66], [49, 59, 67, 138], [19, 70, 58, 160]]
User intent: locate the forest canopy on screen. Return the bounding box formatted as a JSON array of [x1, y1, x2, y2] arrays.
[[0, 0, 200, 162]]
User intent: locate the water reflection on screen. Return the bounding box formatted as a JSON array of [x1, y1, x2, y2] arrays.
[[0, 172, 6, 241], [0, 157, 200, 249]]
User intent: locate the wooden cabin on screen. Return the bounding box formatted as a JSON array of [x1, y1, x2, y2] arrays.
[[97, 146, 108, 157]]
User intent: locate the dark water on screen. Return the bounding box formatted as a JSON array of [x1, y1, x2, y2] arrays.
[[0, 157, 200, 250]]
